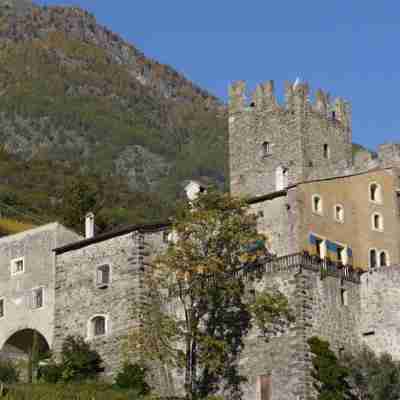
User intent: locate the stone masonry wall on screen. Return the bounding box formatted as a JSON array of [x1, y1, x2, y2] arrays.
[[358, 265, 400, 359], [229, 81, 352, 198], [53, 229, 166, 378]]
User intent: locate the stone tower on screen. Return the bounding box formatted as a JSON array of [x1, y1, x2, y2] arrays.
[[229, 80, 353, 197]]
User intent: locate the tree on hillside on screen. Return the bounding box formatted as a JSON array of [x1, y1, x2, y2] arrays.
[[129, 190, 293, 400], [58, 175, 103, 234], [343, 346, 400, 400]]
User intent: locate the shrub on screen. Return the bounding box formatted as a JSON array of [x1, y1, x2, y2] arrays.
[[308, 336, 355, 400], [38, 362, 63, 384], [114, 362, 150, 396], [60, 335, 103, 382], [0, 359, 19, 384]]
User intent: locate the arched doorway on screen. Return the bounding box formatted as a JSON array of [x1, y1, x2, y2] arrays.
[[3, 329, 50, 382]]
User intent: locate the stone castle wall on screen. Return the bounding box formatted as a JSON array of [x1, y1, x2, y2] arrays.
[[229, 81, 352, 198]]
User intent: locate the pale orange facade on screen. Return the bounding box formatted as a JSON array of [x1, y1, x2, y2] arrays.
[[297, 168, 400, 269]]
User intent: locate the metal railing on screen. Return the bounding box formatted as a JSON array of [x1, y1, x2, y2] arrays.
[[243, 252, 362, 283]]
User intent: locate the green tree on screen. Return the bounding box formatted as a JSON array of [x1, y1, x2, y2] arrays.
[[129, 190, 292, 400], [58, 175, 102, 234], [308, 336, 355, 400], [343, 346, 400, 400]]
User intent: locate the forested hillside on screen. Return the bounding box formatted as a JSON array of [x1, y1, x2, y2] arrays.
[[0, 0, 228, 233]]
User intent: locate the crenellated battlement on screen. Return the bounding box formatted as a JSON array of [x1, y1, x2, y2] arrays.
[[229, 80, 351, 128]]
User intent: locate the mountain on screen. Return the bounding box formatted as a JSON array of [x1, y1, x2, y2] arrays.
[[0, 1, 228, 232]]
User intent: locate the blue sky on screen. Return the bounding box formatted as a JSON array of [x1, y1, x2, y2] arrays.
[[36, 0, 400, 150]]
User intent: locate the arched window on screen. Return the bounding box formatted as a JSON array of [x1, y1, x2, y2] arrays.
[[369, 183, 382, 203], [372, 213, 384, 231], [262, 141, 271, 158], [369, 249, 377, 269], [88, 315, 108, 339], [379, 251, 389, 267], [312, 195, 323, 215], [334, 204, 344, 223]]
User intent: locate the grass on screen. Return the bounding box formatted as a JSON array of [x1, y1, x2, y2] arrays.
[[3, 383, 159, 400]]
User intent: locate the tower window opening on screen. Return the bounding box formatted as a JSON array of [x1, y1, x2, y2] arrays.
[[262, 141, 271, 158], [323, 144, 330, 159], [332, 111, 336, 119], [340, 289, 348, 306], [369, 183, 382, 203]]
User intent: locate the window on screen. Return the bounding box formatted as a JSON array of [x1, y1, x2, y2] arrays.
[[337, 245, 348, 265], [315, 237, 326, 259], [32, 288, 44, 309], [312, 195, 323, 215], [89, 316, 107, 338], [379, 251, 389, 267], [262, 141, 271, 158], [369, 183, 382, 203], [340, 289, 348, 306], [11, 257, 24, 276], [0, 299, 4, 318], [369, 249, 377, 268], [96, 265, 110, 288], [323, 144, 330, 159], [372, 213, 384, 231], [334, 204, 344, 223]]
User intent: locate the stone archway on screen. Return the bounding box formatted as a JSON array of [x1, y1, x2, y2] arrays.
[[2, 329, 50, 382]]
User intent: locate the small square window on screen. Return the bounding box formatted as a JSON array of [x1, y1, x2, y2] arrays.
[[11, 257, 24, 276], [96, 265, 110, 288], [0, 299, 4, 318], [32, 288, 44, 309]]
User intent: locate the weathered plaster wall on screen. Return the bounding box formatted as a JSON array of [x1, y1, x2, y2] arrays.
[[0, 223, 80, 352]]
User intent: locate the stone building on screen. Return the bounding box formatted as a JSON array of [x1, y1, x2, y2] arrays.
[[52, 222, 169, 378], [0, 79, 400, 400], [0, 223, 80, 361]]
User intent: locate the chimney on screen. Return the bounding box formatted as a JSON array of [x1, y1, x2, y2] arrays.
[[85, 212, 94, 239]]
